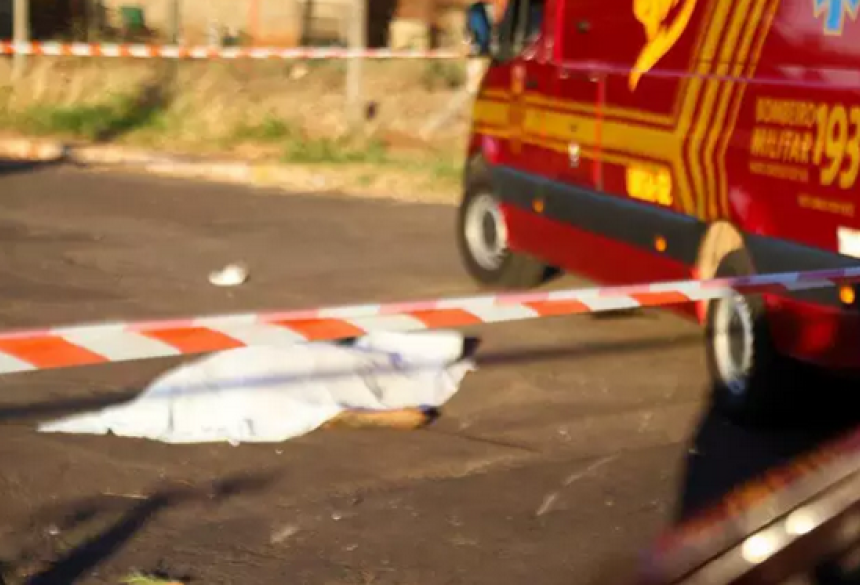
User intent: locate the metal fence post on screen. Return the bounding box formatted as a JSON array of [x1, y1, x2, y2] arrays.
[[346, 0, 367, 128], [170, 0, 182, 43], [12, 0, 29, 82]]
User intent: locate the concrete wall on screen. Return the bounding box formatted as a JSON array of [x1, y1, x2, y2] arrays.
[[100, 0, 302, 45], [11, 0, 470, 47]]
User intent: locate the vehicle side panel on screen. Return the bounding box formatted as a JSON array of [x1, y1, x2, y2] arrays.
[[469, 0, 860, 368]]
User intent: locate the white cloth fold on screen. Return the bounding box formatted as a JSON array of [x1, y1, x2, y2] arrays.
[[38, 331, 476, 445]]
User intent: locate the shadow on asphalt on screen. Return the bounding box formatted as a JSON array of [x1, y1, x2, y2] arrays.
[[0, 158, 63, 177], [476, 332, 702, 368], [0, 388, 140, 424], [675, 367, 860, 523], [1, 472, 277, 585]]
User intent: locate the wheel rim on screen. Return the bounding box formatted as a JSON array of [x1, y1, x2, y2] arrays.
[[464, 192, 509, 271], [713, 293, 755, 396]]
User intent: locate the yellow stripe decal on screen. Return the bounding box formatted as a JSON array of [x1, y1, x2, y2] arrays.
[[674, 0, 730, 216], [524, 92, 674, 127], [698, 0, 754, 220], [468, 0, 778, 222], [707, 0, 767, 219], [716, 0, 782, 218], [682, 0, 738, 219], [473, 100, 510, 127]]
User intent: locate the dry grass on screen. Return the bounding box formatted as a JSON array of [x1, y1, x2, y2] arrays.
[[0, 58, 469, 154], [0, 58, 472, 200]]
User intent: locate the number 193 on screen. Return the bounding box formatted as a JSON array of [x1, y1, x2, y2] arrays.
[[813, 103, 860, 189]]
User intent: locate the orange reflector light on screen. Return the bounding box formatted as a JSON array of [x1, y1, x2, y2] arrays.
[[840, 286, 856, 305], [533, 199, 545, 213], [655, 236, 668, 253]]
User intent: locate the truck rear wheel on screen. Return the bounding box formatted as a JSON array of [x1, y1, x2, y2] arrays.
[[705, 250, 794, 425], [456, 177, 549, 289]]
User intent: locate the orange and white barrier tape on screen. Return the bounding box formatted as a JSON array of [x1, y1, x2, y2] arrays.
[[0, 41, 462, 60], [0, 267, 858, 375]]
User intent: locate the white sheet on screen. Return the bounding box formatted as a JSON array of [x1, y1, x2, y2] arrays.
[[38, 331, 476, 445]]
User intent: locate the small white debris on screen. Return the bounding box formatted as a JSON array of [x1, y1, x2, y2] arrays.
[[563, 455, 616, 486], [46, 525, 60, 536], [536, 492, 559, 517], [290, 64, 309, 80], [209, 263, 249, 287], [270, 524, 300, 544], [331, 512, 343, 521]]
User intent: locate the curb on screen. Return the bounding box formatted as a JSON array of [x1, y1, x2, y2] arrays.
[[0, 136, 457, 204], [0, 137, 255, 183], [0, 137, 68, 161]]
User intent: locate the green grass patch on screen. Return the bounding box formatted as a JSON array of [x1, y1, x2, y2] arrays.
[[283, 136, 388, 164], [16, 92, 167, 140], [19, 103, 115, 139], [397, 155, 464, 184], [428, 157, 464, 182], [230, 117, 388, 164], [421, 62, 467, 91], [231, 116, 298, 143]]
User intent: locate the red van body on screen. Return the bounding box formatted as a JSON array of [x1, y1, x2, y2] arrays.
[[459, 0, 860, 413]]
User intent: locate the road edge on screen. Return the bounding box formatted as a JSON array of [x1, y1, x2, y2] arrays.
[[0, 136, 458, 206]]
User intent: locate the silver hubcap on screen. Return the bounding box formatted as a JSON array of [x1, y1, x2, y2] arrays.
[[465, 192, 508, 271], [713, 293, 755, 396]]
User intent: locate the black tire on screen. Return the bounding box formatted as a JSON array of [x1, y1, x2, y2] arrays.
[[456, 166, 549, 289], [705, 250, 794, 425]]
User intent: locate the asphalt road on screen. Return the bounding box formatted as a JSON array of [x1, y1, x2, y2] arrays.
[[0, 160, 857, 585]]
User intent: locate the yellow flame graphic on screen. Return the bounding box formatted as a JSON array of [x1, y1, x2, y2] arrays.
[[630, 0, 698, 90]]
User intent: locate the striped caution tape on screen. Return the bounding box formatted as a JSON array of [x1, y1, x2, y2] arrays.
[[0, 266, 858, 375], [0, 42, 463, 60]]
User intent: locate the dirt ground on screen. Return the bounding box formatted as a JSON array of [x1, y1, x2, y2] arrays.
[[0, 161, 858, 585]]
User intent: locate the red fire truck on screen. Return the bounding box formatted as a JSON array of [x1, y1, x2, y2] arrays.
[[460, 0, 860, 424]]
